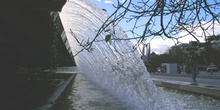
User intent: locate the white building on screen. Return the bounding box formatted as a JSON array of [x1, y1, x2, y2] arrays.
[[161, 63, 178, 74]]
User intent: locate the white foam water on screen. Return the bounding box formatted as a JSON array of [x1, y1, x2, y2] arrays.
[[59, 0, 165, 109]]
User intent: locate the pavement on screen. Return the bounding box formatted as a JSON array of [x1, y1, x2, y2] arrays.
[[150, 71, 220, 99], [37, 72, 77, 110]]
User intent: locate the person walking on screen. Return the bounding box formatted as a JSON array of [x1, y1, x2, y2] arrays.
[[188, 51, 199, 82]]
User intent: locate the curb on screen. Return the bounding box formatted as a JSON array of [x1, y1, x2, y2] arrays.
[[152, 78, 220, 99], [151, 73, 220, 79]]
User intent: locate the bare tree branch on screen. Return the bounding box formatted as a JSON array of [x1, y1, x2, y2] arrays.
[[71, 0, 220, 55]]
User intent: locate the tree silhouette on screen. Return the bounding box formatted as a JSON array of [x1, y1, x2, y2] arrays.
[[73, 0, 220, 55]]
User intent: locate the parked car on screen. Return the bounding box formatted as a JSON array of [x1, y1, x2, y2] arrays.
[[206, 65, 218, 72]]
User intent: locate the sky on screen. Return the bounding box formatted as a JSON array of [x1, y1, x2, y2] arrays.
[[89, 0, 220, 54]]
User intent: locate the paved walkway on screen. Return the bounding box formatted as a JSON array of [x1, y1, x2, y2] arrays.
[[150, 71, 220, 99]]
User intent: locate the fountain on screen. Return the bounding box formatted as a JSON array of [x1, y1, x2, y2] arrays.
[[60, 0, 163, 109], [59, 0, 219, 110]]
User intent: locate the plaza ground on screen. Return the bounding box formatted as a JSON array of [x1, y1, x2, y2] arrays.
[[150, 71, 220, 99]]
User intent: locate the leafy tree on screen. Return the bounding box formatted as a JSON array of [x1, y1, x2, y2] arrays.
[[169, 35, 220, 71], [205, 35, 220, 64]]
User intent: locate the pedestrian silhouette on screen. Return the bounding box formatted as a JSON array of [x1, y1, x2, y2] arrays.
[[188, 51, 199, 82]]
